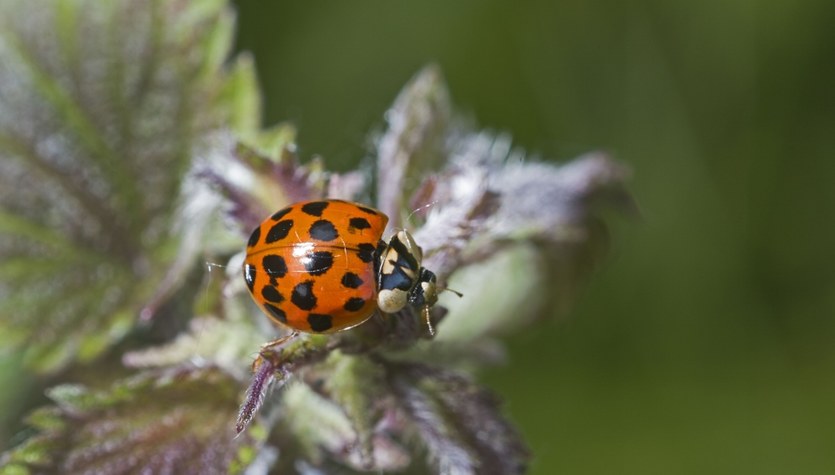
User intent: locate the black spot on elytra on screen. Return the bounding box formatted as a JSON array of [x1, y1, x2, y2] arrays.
[[291, 281, 317, 310], [264, 303, 287, 323], [349, 217, 371, 231], [357, 205, 379, 215], [301, 201, 329, 217], [247, 226, 261, 247], [309, 220, 338, 241], [307, 313, 333, 332], [262, 255, 288, 282], [266, 220, 294, 243], [341, 272, 364, 289], [271, 207, 292, 221], [261, 285, 284, 303], [343, 297, 366, 312], [243, 264, 257, 292], [356, 243, 376, 263], [305, 251, 334, 276]]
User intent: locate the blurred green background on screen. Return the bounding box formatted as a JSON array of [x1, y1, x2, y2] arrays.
[[234, 1, 835, 473]]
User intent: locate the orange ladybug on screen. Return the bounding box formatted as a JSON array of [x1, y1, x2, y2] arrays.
[[243, 200, 438, 334]]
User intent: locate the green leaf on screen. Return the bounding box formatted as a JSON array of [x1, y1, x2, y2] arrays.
[[283, 382, 359, 464], [322, 353, 387, 468], [281, 381, 411, 472], [0, 0, 257, 373], [0, 366, 265, 475], [122, 317, 263, 372], [432, 244, 546, 343], [220, 53, 262, 138]]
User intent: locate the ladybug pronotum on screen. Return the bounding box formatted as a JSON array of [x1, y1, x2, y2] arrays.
[[242, 199, 438, 334]]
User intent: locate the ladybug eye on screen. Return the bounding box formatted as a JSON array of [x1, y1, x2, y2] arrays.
[[409, 268, 438, 308]]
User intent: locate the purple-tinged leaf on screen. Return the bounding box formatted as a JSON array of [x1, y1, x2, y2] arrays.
[[388, 362, 529, 475], [1, 366, 266, 475], [376, 64, 451, 229]]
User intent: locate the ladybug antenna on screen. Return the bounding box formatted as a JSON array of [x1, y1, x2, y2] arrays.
[[141, 260, 227, 322], [406, 200, 439, 223], [205, 260, 226, 271], [441, 286, 463, 298]]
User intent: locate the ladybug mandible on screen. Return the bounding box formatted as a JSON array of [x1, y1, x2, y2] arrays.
[[242, 199, 438, 334]]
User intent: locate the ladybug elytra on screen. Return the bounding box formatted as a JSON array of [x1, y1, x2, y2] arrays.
[[243, 199, 438, 334]]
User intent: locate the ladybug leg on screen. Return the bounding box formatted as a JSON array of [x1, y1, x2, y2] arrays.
[[422, 305, 435, 337], [252, 331, 299, 372]]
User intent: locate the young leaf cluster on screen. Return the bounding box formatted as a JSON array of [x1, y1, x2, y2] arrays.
[[0, 1, 632, 473]]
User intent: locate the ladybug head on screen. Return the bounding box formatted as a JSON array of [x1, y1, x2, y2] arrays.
[[376, 231, 431, 307], [408, 267, 438, 310], [376, 230, 441, 335]]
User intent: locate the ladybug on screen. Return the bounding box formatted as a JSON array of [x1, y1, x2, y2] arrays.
[[242, 199, 439, 334]]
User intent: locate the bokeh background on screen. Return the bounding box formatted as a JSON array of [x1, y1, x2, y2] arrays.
[[234, 1, 835, 473]]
